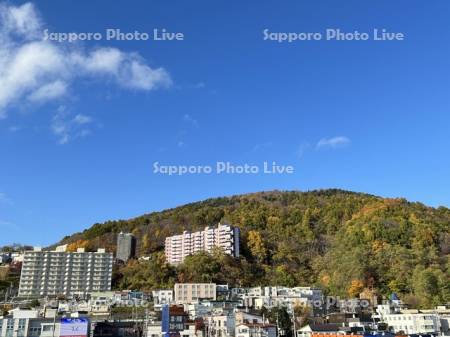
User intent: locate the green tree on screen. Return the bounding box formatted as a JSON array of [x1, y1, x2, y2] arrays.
[[262, 306, 293, 337]]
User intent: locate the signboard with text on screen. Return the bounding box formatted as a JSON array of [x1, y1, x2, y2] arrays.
[[60, 318, 89, 337]]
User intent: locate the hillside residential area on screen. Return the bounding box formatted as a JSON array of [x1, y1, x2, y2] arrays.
[[0, 224, 449, 337]]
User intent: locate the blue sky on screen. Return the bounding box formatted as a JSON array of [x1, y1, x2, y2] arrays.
[[0, 0, 449, 246]]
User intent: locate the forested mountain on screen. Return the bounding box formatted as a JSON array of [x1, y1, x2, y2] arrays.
[[58, 189, 450, 308]]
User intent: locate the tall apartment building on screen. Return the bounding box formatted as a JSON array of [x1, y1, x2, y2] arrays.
[[174, 283, 217, 304], [116, 232, 137, 262], [165, 223, 240, 265], [18, 245, 113, 298]]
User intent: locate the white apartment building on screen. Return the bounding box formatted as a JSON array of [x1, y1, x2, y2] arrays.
[[165, 223, 240, 265], [252, 296, 309, 312], [382, 311, 441, 334], [174, 283, 217, 304], [245, 286, 321, 301], [18, 245, 113, 298], [241, 286, 322, 313]]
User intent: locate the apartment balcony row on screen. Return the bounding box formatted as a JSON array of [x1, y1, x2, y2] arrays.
[[20, 271, 41, 276]]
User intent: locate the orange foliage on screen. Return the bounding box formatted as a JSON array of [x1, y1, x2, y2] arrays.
[[348, 279, 365, 297], [66, 240, 90, 252]]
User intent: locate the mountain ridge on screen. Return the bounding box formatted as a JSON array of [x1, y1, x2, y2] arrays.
[[56, 189, 450, 308]]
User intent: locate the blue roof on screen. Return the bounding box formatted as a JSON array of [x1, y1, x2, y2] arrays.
[[390, 293, 399, 301]]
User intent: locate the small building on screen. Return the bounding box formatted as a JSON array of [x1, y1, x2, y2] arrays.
[[174, 283, 217, 304], [0, 309, 90, 337], [153, 290, 174, 310], [205, 312, 236, 337], [235, 311, 265, 325], [383, 311, 441, 335], [147, 321, 202, 337], [235, 323, 276, 337], [297, 323, 345, 337], [146, 305, 204, 337]]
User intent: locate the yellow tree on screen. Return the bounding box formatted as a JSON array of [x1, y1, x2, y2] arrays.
[[348, 279, 365, 298], [247, 230, 267, 263], [141, 233, 150, 253]]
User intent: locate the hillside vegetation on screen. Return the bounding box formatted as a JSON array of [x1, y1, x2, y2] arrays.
[[59, 189, 450, 308]]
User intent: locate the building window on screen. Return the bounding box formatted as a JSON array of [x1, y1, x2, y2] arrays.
[[29, 326, 41, 336], [6, 319, 14, 337], [17, 319, 27, 337]]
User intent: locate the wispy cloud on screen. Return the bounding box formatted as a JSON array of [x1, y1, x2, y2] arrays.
[[297, 142, 311, 158], [183, 114, 199, 128], [27, 80, 67, 103], [73, 114, 93, 125], [177, 114, 199, 147], [316, 136, 351, 149], [253, 142, 273, 152], [8, 126, 22, 132], [0, 193, 13, 206], [192, 82, 205, 89], [51, 106, 94, 144], [0, 220, 19, 230], [0, 2, 172, 120]]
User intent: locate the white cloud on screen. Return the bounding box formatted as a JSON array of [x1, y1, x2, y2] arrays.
[[51, 107, 94, 144], [0, 41, 67, 116], [73, 114, 92, 125], [0, 2, 42, 39], [316, 136, 351, 149], [71, 48, 172, 90], [27, 80, 67, 102], [0, 3, 172, 119], [76, 48, 124, 74], [120, 57, 172, 90]]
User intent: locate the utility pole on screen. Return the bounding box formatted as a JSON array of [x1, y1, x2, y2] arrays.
[[276, 312, 280, 337], [291, 309, 297, 337], [52, 306, 57, 337]]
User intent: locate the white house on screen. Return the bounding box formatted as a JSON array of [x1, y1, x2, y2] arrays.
[[205, 312, 236, 337], [153, 290, 174, 310]]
